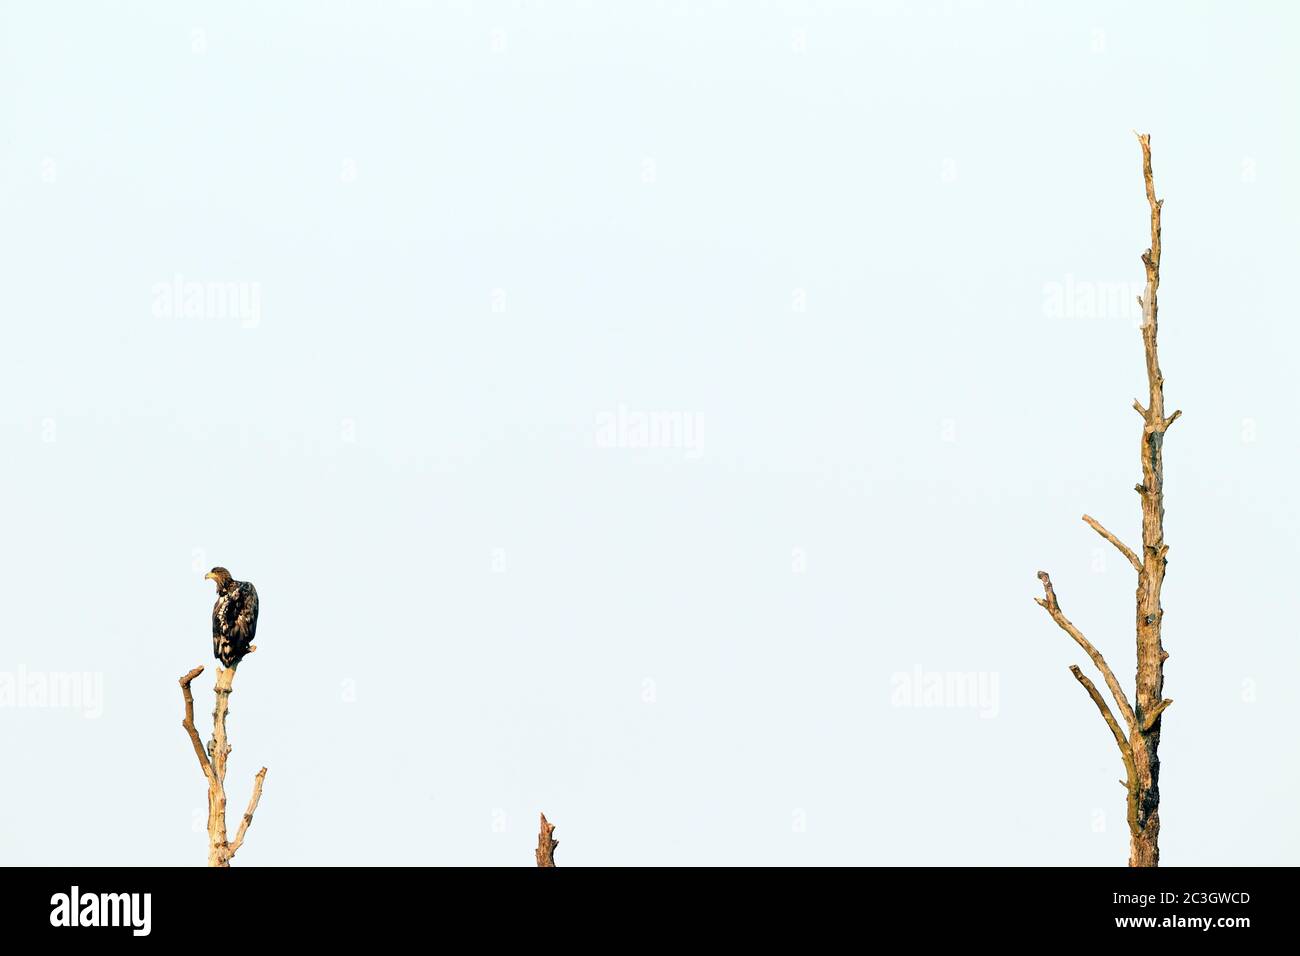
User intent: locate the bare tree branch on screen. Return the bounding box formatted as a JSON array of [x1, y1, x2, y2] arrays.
[[535, 812, 558, 867], [1141, 698, 1173, 732], [1081, 514, 1142, 572], [1069, 666, 1139, 836], [1035, 571, 1137, 735], [227, 766, 268, 860], [179, 666, 213, 782]]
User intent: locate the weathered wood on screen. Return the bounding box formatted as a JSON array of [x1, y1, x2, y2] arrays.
[[1035, 134, 1177, 867], [1128, 131, 1177, 868], [535, 813, 558, 867], [179, 664, 267, 867]]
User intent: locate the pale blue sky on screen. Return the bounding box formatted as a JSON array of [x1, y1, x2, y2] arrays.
[[1, 0, 1297, 865]]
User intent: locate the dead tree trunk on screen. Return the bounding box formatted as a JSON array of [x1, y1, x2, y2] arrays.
[[179, 665, 267, 867], [1035, 133, 1178, 867], [535, 813, 558, 867]]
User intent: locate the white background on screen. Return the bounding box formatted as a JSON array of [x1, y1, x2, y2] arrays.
[[1, 0, 1297, 865]]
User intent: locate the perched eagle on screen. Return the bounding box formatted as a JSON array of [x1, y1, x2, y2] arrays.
[[205, 567, 260, 668]]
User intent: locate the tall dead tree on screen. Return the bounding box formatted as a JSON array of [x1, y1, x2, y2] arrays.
[[179, 665, 267, 866], [1036, 133, 1178, 867]]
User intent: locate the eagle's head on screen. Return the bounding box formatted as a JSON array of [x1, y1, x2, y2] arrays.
[[204, 567, 234, 592]]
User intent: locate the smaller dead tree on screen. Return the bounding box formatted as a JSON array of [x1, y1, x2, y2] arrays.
[[535, 813, 558, 867], [179, 665, 267, 867]]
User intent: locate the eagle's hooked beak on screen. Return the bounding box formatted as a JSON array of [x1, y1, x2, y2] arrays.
[[203, 572, 215, 581]]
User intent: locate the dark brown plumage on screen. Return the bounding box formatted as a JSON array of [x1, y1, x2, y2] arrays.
[[205, 567, 259, 667]]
